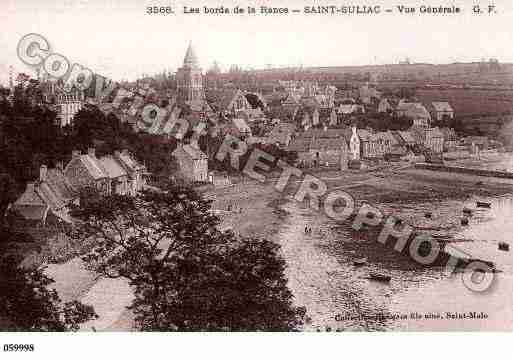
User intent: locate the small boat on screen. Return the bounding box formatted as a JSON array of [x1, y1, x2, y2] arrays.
[[476, 201, 491, 208], [461, 218, 469, 226], [499, 242, 510, 251], [424, 212, 432, 218], [368, 273, 391, 283], [476, 181, 483, 186], [354, 258, 367, 266]]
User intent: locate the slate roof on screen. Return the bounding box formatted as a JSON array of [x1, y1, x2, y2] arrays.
[[432, 101, 453, 112], [12, 168, 78, 224], [80, 155, 108, 180], [10, 204, 48, 221], [37, 182, 67, 210], [396, 101, 431, 120], [100, 155, 128, 179], [206, 89, 243, 111], [45, 168, 77, 201], [287, 130, 347, 153], [116, 151, 145, 173]]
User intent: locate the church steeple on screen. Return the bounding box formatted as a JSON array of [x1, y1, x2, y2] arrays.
[[183, 41, 198, 68], [176, 41, 204, 102]]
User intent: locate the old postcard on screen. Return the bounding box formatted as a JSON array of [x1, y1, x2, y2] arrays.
[[1, 0, 513, 350]]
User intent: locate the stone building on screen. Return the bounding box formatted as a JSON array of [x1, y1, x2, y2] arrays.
[[287, 128, 349, 169], [10, 164, 78, 226], [114, 150, 147, 195], [430, 102, 454, 122], [172, 143, 208, 183], [176, 42, 205, 103], [64, 148, 111, 195]]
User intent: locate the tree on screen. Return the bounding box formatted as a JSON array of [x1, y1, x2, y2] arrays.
[[70, 184, 306, 331], [0, 256, 97, 331], [0, 173, 18, 225]]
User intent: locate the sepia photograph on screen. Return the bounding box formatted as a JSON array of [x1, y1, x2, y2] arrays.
[[1, 0, 513, 357]]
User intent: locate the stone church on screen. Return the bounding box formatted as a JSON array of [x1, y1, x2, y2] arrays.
[[176, 42, 205, 103]]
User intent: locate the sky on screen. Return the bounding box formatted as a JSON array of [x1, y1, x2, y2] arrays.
[[1, 0, 513, 84]]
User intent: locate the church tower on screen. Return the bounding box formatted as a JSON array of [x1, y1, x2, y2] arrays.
[[176, 42, 205, 102]]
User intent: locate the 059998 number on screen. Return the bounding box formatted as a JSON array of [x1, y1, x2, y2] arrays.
[[3, 344, 34, 352]]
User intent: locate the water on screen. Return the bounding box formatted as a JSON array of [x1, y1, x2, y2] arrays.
[[277, 193, 513, 331]]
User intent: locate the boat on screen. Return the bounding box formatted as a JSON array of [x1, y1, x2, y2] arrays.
[[353, 258, 367, 266], [499, 242, 510, 251], [368, 273, 391, 282], [462, 208, 472, 215], [476, 201, 491, 208]]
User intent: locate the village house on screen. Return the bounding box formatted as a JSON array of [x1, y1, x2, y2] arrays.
[[430, 102, 454, 122], [314, 94, 334, 109], [99, 155, 130, 195], [287, 128, 349, 169], [207, 88, 253, 116], [281, 92, 301, 116], [350, 127, 382, 159], [63, 148, 146, 197], [337, 98, 365, 116], [373, 131, 402, 158], [295, 106, 320, 130], [64, 148, 111, 195], [113, 149, 147, 195], [10, 164, 78, 226], [377, 98, 394, 113], [395, 100, 431, 127], [359, 83, 381, 105], [424, 127, 445, 154], [172, 143, 209, 183]]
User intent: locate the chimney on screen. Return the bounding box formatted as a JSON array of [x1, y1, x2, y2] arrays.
[[88, 147, 96, 157], [72, 150, 81, 159], [56, 161, 64, 171], [39, 165, 47, 182]]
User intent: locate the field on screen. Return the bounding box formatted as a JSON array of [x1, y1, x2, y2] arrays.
[[416, 88, 513, 117]]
